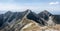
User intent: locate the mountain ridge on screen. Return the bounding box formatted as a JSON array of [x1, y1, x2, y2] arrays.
[[0, 10, 60, 31]]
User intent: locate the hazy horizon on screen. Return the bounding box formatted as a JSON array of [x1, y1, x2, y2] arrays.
[[0, 0, 60, 14], [0, 10, 60, 15]]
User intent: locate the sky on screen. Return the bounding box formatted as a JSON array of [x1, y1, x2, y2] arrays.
[[0, 0, 60, 14]]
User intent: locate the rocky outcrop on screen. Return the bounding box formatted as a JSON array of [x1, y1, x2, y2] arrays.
[[0, 10, 60, 31]]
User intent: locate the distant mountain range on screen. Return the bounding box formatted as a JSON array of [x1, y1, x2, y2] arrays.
[[0, 9, 60, 31]]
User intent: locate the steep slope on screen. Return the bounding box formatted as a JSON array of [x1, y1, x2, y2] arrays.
[[0, 10, 30, 30], [0, 14, 4, 27], [0, 10, 60, 31], [3, 11, 13, 22], [0, 9, 42, 31], [38, 10, 52, 21], [38, 10, 53, 26], [26, 10, 46, 26], [53, 15, 60, 24], [27, 10, 39, 23]]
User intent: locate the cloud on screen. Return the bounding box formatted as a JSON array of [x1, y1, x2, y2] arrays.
[[0, 3, 40, 11], [49, 2, 59, 5], [0, 0, 60, 13]]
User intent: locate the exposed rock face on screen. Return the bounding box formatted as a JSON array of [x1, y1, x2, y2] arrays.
[[0, 10, 30, 30], [38, 10, 53, 26], [38, 10, 52, 21], [0, 10, 60, 31], [53, 15, 60, 24], [47, 16, 55, 26], [0, 14, 4, 27]]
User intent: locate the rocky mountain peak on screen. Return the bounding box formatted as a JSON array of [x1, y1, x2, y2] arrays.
[[38, 10, 52, 21], [0, 10, 60, 31]]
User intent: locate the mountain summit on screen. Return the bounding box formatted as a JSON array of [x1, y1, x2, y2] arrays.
[[0, 10, 60, 31], [38, 10, 52, 21]]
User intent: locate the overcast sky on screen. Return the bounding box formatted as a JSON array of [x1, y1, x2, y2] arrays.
[[0, 0, 60, 14]]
